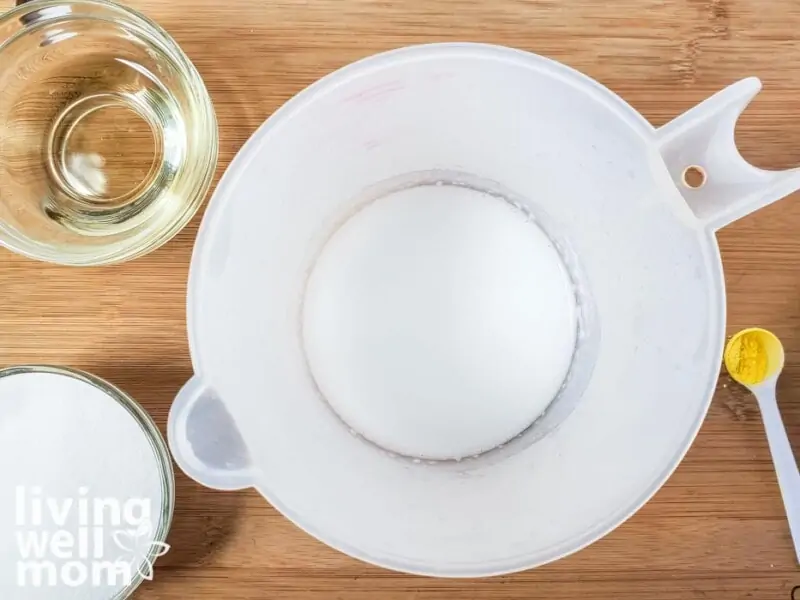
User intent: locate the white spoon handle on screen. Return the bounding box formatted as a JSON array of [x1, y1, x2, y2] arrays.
[[756, 386, 800, 564]]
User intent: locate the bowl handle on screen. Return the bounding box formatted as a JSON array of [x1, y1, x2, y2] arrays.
[[167, 376, 255, 491], [655, 77, 800, 231]]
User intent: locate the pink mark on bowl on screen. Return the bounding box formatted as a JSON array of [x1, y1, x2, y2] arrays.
[[343, 80, 405, 104]]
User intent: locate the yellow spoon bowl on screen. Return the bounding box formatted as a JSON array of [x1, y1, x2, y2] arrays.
[[724, 327, 785, 387]]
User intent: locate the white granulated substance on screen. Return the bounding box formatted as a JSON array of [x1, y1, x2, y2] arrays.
[[303, 183, 577, 460], [0, 371, 165, 600]]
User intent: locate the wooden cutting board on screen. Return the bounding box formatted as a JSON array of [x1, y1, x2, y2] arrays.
[[2, 0, 800, 597]]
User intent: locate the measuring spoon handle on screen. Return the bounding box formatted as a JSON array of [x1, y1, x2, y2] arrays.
[[756, 385, 800, 564]]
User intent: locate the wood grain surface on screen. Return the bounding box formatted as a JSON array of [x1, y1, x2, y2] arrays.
[[3, 0, 800, 598]]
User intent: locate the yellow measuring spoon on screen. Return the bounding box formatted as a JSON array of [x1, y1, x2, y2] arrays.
[[725, 328, 800, 563]]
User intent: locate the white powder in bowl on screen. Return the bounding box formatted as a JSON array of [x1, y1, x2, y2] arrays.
[[0, 369, 170, 600]]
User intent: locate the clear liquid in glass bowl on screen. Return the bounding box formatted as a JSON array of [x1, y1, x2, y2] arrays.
[[0, 0, 217, 265]]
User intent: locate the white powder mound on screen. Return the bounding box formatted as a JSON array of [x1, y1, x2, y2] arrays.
[[303, 183, 577, 460], [0, 371, 165, 600]]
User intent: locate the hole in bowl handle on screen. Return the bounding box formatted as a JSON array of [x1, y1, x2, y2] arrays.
[[167, 376, 255, 491], [656, 77, 800, 231]]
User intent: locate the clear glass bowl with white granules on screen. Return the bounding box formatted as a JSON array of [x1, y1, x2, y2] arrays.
[[0, 365, 174, 600]]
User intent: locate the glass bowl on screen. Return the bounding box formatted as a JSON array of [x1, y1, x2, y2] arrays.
[[0, 0, 218, 265], [0, 364, 176, 599]]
